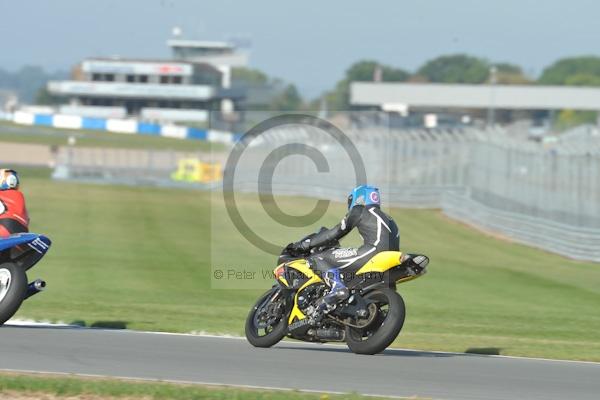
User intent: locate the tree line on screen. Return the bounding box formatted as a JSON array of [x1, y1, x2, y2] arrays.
[[232, 54, 600, 125], [319, 55, 600, 111], [0, 66, 67, 103], [3, 55, 600, 126]]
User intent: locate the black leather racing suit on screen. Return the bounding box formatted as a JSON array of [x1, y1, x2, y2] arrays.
[[306, 204, 400, 276]]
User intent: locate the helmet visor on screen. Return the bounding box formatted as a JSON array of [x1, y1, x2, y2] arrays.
[[0, 170, 19, 190]]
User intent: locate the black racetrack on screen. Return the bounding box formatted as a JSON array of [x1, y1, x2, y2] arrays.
[[0, 324, 599, 400]]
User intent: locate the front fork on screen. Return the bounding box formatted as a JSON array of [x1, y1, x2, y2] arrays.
[[261, 286, 292, 324]]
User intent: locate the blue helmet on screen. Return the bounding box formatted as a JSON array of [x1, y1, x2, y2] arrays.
[[347, 185, 380, 210]]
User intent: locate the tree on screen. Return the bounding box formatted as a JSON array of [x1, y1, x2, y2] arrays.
[[230, 67, 304, 111], [556, 109, 597, 128], [0, 66, 67, 103], [269, 84, 302, 111], [495, 63, 522, 75], [320, 60, 410, 110], [538, 57, 600, 126], [417, 54, 489, 84], [539, 56, 600, 85], [345, 60, 410, 82], [564, 73, 600, 86], [494, 63, 532, 84], [35, 86, 61, 105], [231, 67, 269, 86]]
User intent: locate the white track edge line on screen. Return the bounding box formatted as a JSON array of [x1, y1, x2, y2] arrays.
[[0, 368, 420, 400]]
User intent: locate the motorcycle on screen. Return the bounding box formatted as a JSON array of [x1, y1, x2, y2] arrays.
[[245, 229, 428, 355], [0, 233, 52, 325]]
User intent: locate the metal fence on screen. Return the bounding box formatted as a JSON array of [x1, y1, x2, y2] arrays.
[[53, 122, 600, 262], [443, 191, 600, 262], [468, 140, 600, 228], [52, 146, 226, 188], [230, 125, 476, 207]]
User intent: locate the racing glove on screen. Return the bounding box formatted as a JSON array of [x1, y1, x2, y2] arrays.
[[290, 239, 311, 253]]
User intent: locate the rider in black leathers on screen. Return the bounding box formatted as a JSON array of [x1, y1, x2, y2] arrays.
[[290, 185, 399, 309]]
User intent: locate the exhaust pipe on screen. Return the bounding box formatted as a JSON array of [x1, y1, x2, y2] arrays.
[[25, 279, 46, 299], [308, 328, 345, 341]]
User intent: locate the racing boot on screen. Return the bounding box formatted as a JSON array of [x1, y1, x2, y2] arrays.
[[315, 268, 349, 314]]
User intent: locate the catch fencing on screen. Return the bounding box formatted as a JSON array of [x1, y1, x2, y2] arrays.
[[52, 146, 226, 188], [443, 191, 600, 262], [53, 121, 600, 262]]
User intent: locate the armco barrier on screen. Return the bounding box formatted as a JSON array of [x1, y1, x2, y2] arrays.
[[442, 191, 600, 262], [34, 114, 53, 126], [81, 117, 107, 130], [106, 118, 137, 134], [10, 111, 237, 144], [137, 122, 161, 136]]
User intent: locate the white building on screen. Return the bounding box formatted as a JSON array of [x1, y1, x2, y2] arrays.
[[47, 38, 248, 123], [350, 82, 600, 127]]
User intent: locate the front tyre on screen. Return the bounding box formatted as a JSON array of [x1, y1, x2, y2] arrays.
[[245, 288, 288, 348], [0, 262, 27, 326], [345, 288, 406, 355]]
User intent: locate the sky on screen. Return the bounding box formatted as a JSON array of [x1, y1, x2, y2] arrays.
[[1, 0, 599, 98]]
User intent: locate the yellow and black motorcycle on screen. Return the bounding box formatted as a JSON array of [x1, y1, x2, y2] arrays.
[[245, 230, 428, 355]]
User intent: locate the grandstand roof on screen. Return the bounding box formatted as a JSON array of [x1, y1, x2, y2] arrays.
[[351, 82, 600, 111]]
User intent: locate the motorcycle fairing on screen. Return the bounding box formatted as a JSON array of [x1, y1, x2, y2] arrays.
[[273, 259, 324, 325], [0, 233, 52, 270], [355, 251, 403, 274], [275, 251, 428, 325], [354, 251, 428, 285]]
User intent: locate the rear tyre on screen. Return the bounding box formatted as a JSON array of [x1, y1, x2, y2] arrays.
[[0, 262, 27, 326], [245, 288, 288, 348], [345, 288, 405, 355]]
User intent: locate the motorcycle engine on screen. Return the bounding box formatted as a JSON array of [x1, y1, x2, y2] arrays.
[[294, 284, 346, 341], [297, 284, 328, 314]]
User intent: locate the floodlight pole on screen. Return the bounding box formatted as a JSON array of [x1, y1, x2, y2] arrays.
[[487, 65, 497, 128]]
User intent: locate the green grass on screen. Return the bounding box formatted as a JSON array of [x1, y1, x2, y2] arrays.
[[0, 121, 221, 151], [12, 169, 600, 361], [0, 373, 386, 399]]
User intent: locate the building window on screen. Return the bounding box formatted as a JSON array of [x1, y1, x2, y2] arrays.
[[160, 76, 169, 84], [139, 75, 148, 83], [103, 74, 114, 82], [126, 75, 135, 83], [92, 73, 102, 81], [172, 76, 182, 84]]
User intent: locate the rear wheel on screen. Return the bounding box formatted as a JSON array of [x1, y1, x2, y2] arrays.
[[0, 262, 27, 326], [245, 288, 288, 348], [345, 288, 405, 355]]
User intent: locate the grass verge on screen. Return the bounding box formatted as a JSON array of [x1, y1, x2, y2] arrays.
[[0, 372, 390, 399], [10, 169, 600, 361]]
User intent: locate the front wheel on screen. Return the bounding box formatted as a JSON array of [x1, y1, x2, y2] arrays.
[[0, 262, 27, 326], [245, 288, 288, 348], [345, 288, 406, 355]]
